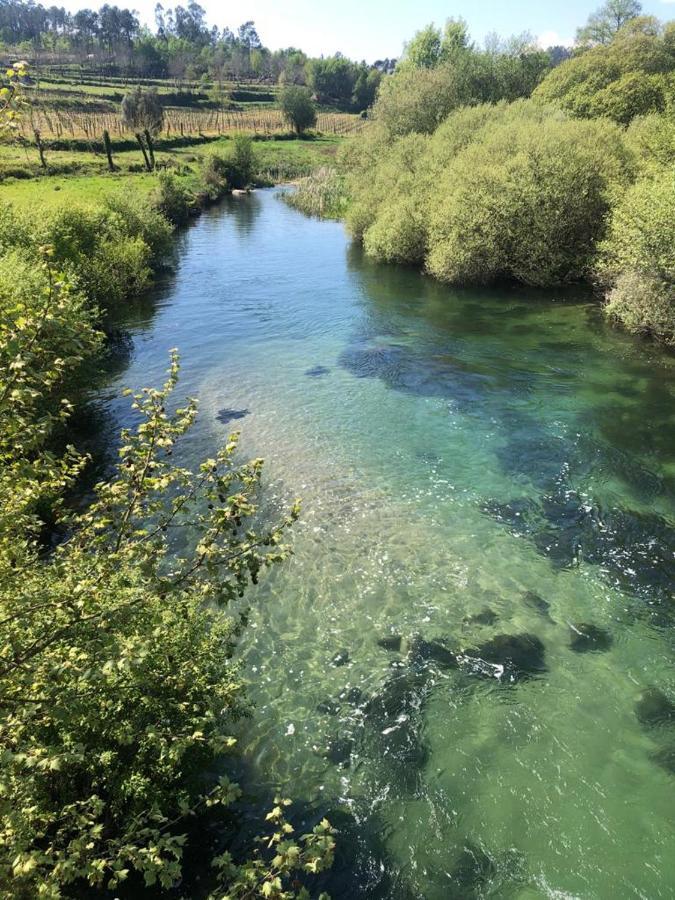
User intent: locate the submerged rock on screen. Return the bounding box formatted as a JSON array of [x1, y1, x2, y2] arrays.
[[216, 407, 249, 424], [304, 365, 331, 377], [569, 623, 613, 653], [447, 842, 496, 898], [340, 686, 365, 707], [316, 698, 341, 716], [464, 607, 498, 626], [651, 743, 675, 776], [635, 688, 675, 728], [377, 634, 403, 652], [522, 590, 553, 621], [463, 632, 547, 683], [331, 649, 350, 667], [407, 635, 458, 670], [362, 668, 432, 793], [323, 736, 353, 767]]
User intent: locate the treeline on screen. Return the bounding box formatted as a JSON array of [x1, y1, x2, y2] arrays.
[[293, 5, 673, 342], [0, 0, 385, 110]]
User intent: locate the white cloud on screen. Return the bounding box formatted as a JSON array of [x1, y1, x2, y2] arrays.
[[537, 30, 574, 49]]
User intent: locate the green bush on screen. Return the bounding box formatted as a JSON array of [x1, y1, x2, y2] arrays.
[[625, 112, 675, 174], [597, 168, 675, 340], [346, 102, 632, 286], [38, 205, 154, 310], [605, 270, 674, 340], [104, 193, 173, 264], [372, 63, 471, 137], [154, 172, 192, 225], [534, 18, 675, 122], [427, 113, 631, 285]]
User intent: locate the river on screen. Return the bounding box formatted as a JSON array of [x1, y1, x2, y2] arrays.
[[98, 189, 675, 899]]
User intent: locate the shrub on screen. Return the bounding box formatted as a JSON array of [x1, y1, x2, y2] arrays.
[[597, 168, 675, 340], [104, 193, 173, 264], [202, 152, 230, 193], [372, 63, 471, 137], [605, 271, 674, 340], [427, 113, 632, 285], [347, 102, 632, 286], [534, 18, 675, 122], [625, 112, 675, 174], [154, 172, 192, 225], [345, 131, 431, 246], [39, 205, 154, 310]]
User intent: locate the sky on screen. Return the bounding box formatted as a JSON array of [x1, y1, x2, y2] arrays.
[[58, 0, 675, 61]]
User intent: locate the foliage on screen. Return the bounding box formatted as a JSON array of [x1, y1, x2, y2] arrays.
[[0, 330, 337, 895], [212, 802, 335, 900], [626, 111, 675, 174], [281, 168, 348, 219], [306, 56, 381, 111], [220, 134, 256, 189], [345, 101, 632, 285], [577, 0, 643, 46], [279, 86, 317, 135], [0, 60, 27, 134], [426, 111, 631, 285], [372, 63, 472, 137], [120, 86, 165, 136], [202, 139, 256, 192], [597, 167, 675, 340], [399, 19, 471, 70], [534, 18, 675, 122], [154, 171, 193, 225], [0, 247, 101, 538], [371, 28, 552, 138]]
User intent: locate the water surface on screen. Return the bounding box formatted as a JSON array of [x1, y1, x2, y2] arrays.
[[100, 190, 675, 900]]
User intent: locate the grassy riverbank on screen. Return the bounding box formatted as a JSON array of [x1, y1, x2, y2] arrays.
[[0, 134, 343, 209]]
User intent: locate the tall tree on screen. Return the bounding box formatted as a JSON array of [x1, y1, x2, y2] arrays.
[[577, 0, 642, 45]]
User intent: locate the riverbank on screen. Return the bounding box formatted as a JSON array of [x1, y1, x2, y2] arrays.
[[0, 133, 343, 208]]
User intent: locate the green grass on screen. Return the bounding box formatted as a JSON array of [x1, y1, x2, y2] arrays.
[[0, 172, 160, 209], [0, 135, 344, 210]]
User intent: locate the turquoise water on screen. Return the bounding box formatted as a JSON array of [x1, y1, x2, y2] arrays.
[[100, 191, 675, 899]]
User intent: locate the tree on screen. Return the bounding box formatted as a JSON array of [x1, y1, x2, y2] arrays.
[[401, 24, 442, 69], [577, 0, 642, 45], [121, 86, 165, 169], [279, 84, 317, 134], [307, 55, 358, 106]]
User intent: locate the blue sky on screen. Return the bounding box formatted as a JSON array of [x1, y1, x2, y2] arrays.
[[62, 0, 675, 61]]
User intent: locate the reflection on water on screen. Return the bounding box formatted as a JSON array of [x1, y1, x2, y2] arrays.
[[100, 191, 675, 899]]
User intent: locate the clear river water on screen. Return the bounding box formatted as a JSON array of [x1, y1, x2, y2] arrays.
[[98, 190, 675, 899]]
